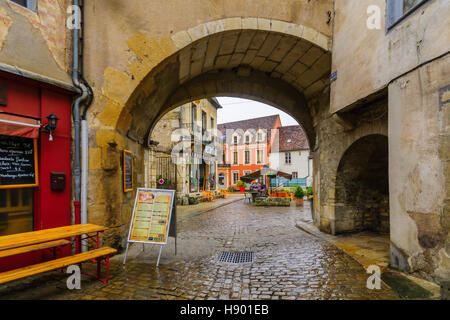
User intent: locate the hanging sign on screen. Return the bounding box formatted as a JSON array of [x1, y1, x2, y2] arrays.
[[0, 135, 39, 189], [123, 150, 133, 192]]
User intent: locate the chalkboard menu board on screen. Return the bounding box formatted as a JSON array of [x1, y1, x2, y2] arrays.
[[0, 135, 38, 188], [123, 150, 133, 192]]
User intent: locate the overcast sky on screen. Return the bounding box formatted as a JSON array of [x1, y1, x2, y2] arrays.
[[216, 97, 299, 126]]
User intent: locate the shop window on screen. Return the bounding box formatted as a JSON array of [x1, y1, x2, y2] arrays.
[[387, 0, 429, 30], [9, 0, 37, 11], [0, 188, 34, 236]]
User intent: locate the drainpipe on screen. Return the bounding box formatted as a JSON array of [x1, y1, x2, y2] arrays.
[[72, 0, 90, 252], [79, 0, 93, 252]]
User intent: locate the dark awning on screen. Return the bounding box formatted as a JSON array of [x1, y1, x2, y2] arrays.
[[240, 168, 292, 183]]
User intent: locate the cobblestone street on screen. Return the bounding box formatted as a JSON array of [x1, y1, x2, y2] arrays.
[[0, 200, 399, 300]]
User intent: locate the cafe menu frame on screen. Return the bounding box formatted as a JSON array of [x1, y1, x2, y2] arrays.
[[123, 150, 133, 192], [0, 135, 39, 189], [126, 188, 175, 245]]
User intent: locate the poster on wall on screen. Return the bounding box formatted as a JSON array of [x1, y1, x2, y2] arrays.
[[123, 150, 133, 192], [127, 188, 175, 245], [0, 135, 39, 189]]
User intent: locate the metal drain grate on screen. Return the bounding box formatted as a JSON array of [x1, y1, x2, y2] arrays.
[[217, 251, 255, 264]]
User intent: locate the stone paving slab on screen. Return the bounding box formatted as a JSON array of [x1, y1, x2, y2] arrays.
[[295, 217, 441, 299], [0, 201, 401, 300]]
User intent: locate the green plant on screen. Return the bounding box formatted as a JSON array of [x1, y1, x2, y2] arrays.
[[306, 187, 313, 196], [294, 187, 305, 198], [236, 180, 247, 188]]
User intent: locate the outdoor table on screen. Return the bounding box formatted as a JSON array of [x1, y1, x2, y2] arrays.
[[0, 224, 106, 254]]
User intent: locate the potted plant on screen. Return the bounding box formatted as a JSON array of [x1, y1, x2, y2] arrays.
[[294, 187, 305, 206], [188, 196, 199, 205], [236, 180, 247, 193]]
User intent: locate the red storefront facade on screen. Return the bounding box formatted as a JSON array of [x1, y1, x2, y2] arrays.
[[0, 71, 74, 272]]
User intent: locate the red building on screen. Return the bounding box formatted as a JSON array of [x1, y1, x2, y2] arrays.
[[217, 115, 281, 190], [0, 71, 74, 271]]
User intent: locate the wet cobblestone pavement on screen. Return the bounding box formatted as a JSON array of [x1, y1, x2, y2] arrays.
[[0, 200, 399, 300]]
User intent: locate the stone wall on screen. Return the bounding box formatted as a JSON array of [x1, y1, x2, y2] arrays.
[[389, 54, 449, 283], [0, 0, 71, 83], [87, 129, 146, 251], [331, 0, 450, 113], [310, 92, 389, 235]]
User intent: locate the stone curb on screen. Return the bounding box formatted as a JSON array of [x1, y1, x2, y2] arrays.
[[179, 197, 244, 222]]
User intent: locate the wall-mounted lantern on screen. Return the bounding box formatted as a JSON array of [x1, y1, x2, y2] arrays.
[[43, 113, 59, 141]]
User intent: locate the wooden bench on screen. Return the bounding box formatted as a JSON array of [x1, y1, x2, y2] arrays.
[[0, 224, 117, 285], [0, 247, 116, 285]]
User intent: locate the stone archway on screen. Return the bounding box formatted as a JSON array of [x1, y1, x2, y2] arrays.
[[101, 18, 331, 148], [86, 18, 332, 248], [334, 134, 389, 234]]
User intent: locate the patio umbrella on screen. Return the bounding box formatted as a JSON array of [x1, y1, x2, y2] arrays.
[[240, 167, 293, 191]]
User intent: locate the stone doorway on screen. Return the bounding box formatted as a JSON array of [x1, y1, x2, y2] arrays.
[[334, 134, 389, 235]]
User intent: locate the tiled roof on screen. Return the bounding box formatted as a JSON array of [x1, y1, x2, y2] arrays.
[[218, 115, 281, 144], [278, 125, 309, 151]]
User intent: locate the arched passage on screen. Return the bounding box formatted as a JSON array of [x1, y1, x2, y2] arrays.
[[87, 19, 332, 247], [334, 134, 389, 234], [118, 26, 331, 149]]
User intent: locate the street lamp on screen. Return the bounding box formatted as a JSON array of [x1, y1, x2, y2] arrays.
[[43, 113, 59, 141]]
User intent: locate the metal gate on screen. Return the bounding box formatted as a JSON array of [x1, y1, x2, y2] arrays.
[[155, 156, 177, 190]]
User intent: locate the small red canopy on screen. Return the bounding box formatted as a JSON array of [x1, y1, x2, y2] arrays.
[[0, 113, 40, 139]]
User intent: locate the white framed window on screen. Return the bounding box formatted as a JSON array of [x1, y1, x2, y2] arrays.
[[233, 136, 238, 145], [257, 129, 266, 143], [245, 151, 251, 164], [387, 0, 429, 30], [257, 150, 263, 164], [292, 172, 298, 179], [9, 0, 37, 11], [245, 134, 250, 144], [233, 152, 238, 165], [285, 152, 291, 164], [233, 172, 239, 185]]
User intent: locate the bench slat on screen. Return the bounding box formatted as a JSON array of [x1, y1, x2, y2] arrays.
[[0, 247, 117, 285], [0, 240, 70, 259], [0, 224, 105, 251]]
